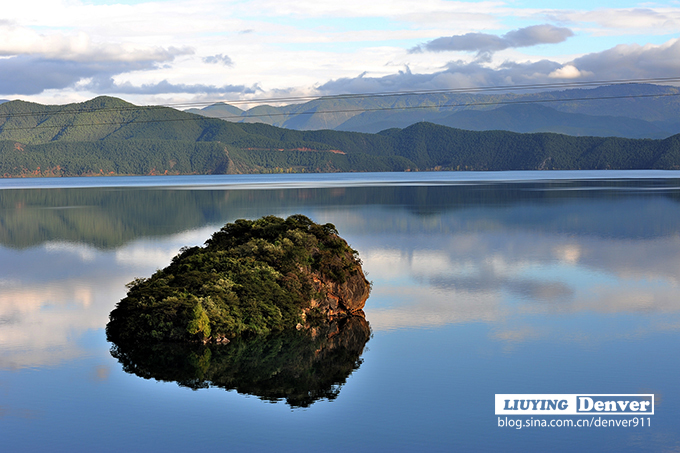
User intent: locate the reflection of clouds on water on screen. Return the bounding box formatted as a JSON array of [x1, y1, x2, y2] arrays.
[[578, 239, 680, 283], [361, 230, 680, 337], [90, 365, 111, 382], [3, 225, 680, 367], [368, 286, 505, 330], [0, 406, 42, 420], [0, 277, 124, 369], [115, 226, 219, 267], [426, 267, 574, 303], [491, 326, 543, 343], [576, 285, 680, 314], [553, 244, 581, 264], [3, 187, 680, 367], [44, 242, 97, 262], [115, 246, 178, 267], [0, 229, 217, 369]]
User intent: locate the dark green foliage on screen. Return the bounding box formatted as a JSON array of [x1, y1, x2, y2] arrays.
[[106, 215, 364, 344], [374, 122, 680, 171], [0, 139, 230, 176], [6, 96, 680, 176], [110, 316, 371, 407]]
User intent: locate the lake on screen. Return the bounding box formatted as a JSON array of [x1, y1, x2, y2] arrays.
[[1, 170, 679, 452]]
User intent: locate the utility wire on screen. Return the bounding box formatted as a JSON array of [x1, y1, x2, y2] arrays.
[[1, 75, 680, 121], [0, 77, 679, 131], [165, 75, 680, 109], [210, 92, 680, 121], [2, 91, 680, 132]]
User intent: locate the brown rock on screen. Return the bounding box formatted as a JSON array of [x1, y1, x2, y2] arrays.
[[308, 262, 371, 319]]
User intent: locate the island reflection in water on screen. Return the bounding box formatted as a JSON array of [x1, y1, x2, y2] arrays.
[[109, 316, 371, 408], [4, 175, 680, 450], [2, 180, 680, 367]]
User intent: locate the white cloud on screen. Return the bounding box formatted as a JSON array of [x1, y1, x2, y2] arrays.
[[0, 19, 197, 95], [317, 37, 680, 95], [203, 54, 234, 66], [2, 1, 680, 103], [0, 22, 191, 62], [572, 38, 680, 79], [234, 0, 504, 20], [548, 64, 592, 79], [411, 25, 574, 58], [554, 8, 680, 35]]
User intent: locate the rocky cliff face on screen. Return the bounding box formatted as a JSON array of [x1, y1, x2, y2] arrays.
[[308, 266, 371, 319]]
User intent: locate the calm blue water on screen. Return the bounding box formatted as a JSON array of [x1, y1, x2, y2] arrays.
[[1, 171, 680, 452]]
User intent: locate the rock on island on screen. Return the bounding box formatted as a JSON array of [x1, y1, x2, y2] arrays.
[[106, 214, 371, 344]]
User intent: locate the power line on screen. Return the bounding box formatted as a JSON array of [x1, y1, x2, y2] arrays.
[[0, 77, 679, 131], [1, 75, 680, 121], [160, 76, 680, 109], [211, 92, 680, 121], [2, 91, 680, 132]]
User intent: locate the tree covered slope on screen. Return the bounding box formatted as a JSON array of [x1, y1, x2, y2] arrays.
[[2, 96, 680, 176]]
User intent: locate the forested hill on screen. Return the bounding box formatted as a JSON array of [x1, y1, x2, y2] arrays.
[[187, 83, 680, 138], [1, 96, 680, 177]]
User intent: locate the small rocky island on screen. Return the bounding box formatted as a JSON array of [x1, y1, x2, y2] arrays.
[[106, 214, 371, 345]]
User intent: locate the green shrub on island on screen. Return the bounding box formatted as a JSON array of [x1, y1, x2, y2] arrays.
[[106, 214, 371, 345]]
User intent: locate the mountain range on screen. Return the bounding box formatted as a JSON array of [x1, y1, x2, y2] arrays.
[[186, 83, 680, 139], [2, 92, 680, 177]]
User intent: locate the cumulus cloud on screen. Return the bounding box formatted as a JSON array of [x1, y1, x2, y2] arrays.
[[203, 54, 234, 66], [318, 37, 680, 95], [548, 64, 592, 79], [84, 78, 259, 95], [0, 53, 254, 96], [0, 22, 196, 95], [0, 56, 165, 95], [554, 8, 680, 34], [317, 60, 564, 94], [570, 38, 680, 80], [0, 22, 192, 63], [0, 52, 253, 96], [410, 24, 574, 59], [0, 20, 255, 97]]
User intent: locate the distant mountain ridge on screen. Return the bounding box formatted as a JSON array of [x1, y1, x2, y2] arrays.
[[186, 83, 680, 138], [3, 95, 680, 177], [430, 104, 669, 139]]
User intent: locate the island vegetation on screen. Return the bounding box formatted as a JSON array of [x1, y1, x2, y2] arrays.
[[106, 214, 371, 345]]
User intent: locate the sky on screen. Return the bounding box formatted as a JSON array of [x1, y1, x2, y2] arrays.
[[2, 0, 680, 107]]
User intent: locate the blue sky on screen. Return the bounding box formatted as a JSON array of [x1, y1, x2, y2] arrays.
[[2, 0, 680, 106]]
